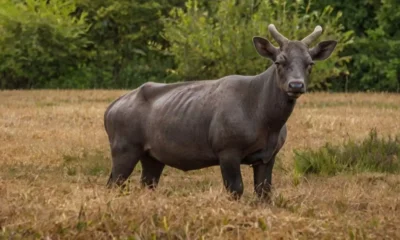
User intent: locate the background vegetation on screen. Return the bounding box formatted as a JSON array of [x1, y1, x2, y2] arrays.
[[0, 0, 398, 91], [294, 129, 400, 175]]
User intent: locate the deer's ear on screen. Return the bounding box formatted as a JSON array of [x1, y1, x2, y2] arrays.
[[309, 40, 337, 61], [253, 37, 279, 61]]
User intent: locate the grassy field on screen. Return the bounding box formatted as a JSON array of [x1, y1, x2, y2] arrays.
[[1, 90, 400, 239]]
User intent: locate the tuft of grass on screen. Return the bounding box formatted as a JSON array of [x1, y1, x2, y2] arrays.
[[62, 150, 111, 177], [299, 100, 400, 110], [35, 101, 59, 107], [294, 129, 400, 175]]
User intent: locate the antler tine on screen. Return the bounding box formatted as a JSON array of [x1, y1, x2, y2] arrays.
[[268, 24, 288, 46], [301, 25, 323, 46]]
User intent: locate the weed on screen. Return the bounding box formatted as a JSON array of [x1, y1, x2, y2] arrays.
[[294, 129, 400, 175], [62, 150, 111, 177]]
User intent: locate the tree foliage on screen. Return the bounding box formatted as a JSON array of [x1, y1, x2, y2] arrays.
[[74, 0, 183, 88], [0, 0, 398, 91], [163, 0, 353, 90], [0, 0, 91, 88], [0, 0, 182, 89], [347, 0, 400, 92], [312, 0, 400, 92]]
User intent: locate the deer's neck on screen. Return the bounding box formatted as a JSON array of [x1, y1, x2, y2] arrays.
[[249, 65, 296, 130]]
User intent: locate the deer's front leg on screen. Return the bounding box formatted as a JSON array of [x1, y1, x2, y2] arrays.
[[253, 154, 276, 200], [253, 129, 285, 200]]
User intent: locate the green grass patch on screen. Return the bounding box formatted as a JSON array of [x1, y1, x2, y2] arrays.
[[294, 129, 400, 175], [35, 101, 60, 107], [0, 150, 114, 181], [299, 101, 399, 110], [62, 149, 143, 178], [62, 150, 111, 177]]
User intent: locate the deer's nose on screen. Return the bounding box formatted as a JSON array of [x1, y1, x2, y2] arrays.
[[289, 81, 304, 90]]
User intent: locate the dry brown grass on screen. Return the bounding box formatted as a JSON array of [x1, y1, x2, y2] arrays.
[[1, 90, 400, 239]]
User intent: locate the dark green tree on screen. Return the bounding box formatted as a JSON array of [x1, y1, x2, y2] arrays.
[[0, 0, 91, 89], [311, 0, 399, 92], [163, 0, 353, 90], [75, 0, 186, 88]]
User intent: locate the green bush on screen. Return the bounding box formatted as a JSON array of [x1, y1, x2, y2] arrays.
[[163, 0, 353, 90], [345, 0, 400, 92], [0, 0, 91, 89], [294, 130, 400, 175], [0, 0, 183, 89], [311, 0, 400, 92], [0, 0, 397, 91], [347, 31, 400, 92], [309, 0, 380, 37], [73, 0, 186, 89]]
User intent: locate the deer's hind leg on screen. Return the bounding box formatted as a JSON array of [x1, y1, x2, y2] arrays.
[[107, 139, 143, 188], [139, 154, 165, 189]]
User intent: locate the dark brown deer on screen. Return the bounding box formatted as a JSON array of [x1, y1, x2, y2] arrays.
[[104, 24, 337, 200]]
